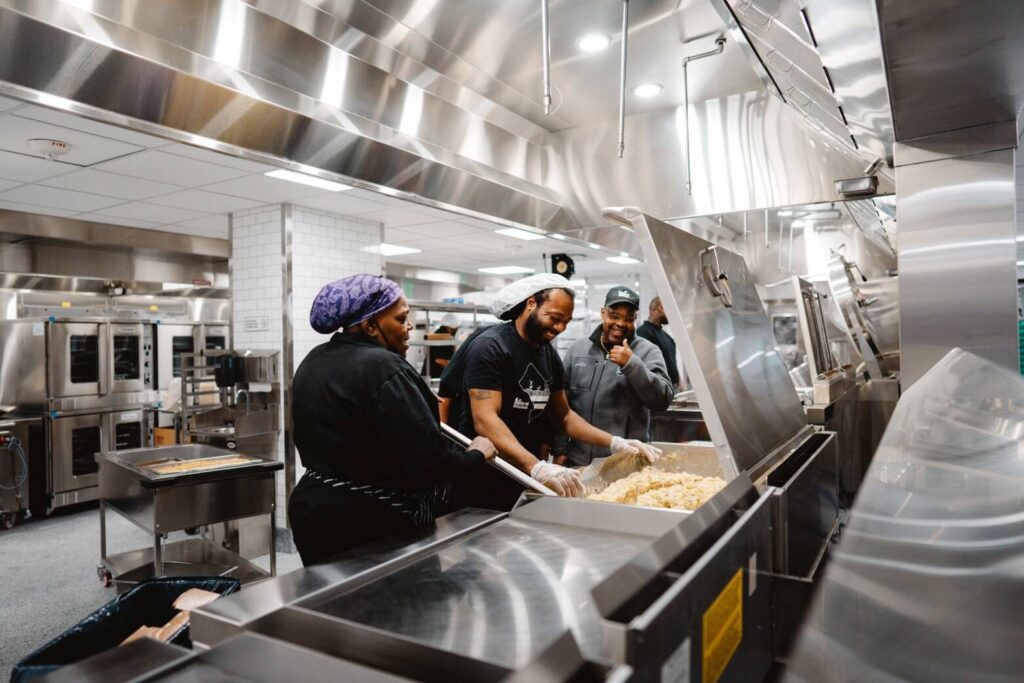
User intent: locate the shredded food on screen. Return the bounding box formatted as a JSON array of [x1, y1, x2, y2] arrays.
[[587, 467, 726, 511], [146, 455, 258, 475]]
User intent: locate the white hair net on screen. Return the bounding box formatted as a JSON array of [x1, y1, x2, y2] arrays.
[[489, 274, 576, 320], [439, 313, 459, 328]]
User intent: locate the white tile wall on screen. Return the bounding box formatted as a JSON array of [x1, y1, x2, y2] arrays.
[[229, 203, 383, 529], [230, 205, 287, 524]]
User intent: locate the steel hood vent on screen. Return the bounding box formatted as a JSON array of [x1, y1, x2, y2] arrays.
[[711, 0, 894, 167]]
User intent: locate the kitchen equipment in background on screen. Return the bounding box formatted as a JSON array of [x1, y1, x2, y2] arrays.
[[0, 417, 41, 529], [47, 321, 152, 410], [96, 443, 281, 591]]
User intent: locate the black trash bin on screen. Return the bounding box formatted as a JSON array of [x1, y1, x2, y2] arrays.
[[10, 576, 240, 683]]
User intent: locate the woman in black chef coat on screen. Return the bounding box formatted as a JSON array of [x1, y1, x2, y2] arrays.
[[288, 274, 496, 566]]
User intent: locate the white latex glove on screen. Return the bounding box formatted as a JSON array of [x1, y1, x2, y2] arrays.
[[530, 461, 585, 497], [610, 436, 663, 463]]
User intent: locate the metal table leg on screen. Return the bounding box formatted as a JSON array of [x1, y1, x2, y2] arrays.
[[99, 500, 107, 561], [269, 508, 277, 577], [153, 533, 163, 576]]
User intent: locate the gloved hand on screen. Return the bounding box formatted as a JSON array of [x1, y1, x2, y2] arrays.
[[610, 436, 663, 463], [530, 461, 585, 497]]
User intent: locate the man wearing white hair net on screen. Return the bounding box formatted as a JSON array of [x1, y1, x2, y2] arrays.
[[452, 273, 661, 508]]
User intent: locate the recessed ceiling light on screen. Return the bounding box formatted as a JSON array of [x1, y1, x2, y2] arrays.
[[632, 83, 663, 98], [606, 255, 641, 264], [265, 169, 352, 192], [364, 243, 422, 256], [478, 266, 537, 275], [496, 227, 546, 241], [577, 33, 611, 52], [588, 243, 603, 250], [550, 234, 567, 241], [778, 210, 793, 216]]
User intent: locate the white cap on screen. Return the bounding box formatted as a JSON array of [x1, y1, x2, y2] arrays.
[[439, 313, 459, 328], [489, 274, 576, 320]]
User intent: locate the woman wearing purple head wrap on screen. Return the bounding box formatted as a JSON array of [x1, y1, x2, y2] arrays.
[[289, 274, 496, 566]]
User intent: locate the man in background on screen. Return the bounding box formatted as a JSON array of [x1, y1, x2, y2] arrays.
[[636, 296, 681, 389], [555, 286, 674, 466]]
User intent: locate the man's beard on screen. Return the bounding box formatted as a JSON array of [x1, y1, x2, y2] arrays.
[[524, 309, 549, 345]]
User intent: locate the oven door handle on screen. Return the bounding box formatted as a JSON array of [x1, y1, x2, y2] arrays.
[[99, 323, 111, 396]]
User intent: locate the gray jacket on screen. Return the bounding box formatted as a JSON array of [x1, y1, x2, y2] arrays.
[[557, 327, 674, 466]]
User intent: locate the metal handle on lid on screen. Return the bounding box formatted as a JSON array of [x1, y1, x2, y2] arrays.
[[438, 421, 555, 496]]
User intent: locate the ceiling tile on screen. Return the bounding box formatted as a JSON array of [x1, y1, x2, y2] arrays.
[[355, 206, 439, 227], [0, 149, 77, 182], [203, 174, 323, 202], [161, 142, 275, 173], [382, 227, 427, 243], [0, 199, 77, 217], [0, 96, 20, 111], [293, 192, 385, 216], [0, 113, 143, 165], [94, 149, 249, 186], [75, 212, 160, 229], [95, 201, 208, 223], [401, 221, 482, 238], [177, 214, 229, 233], [13, 104, 169, 148], [38, 169, 180, 200], [0, 185, 122, 212], [148, 189, 263, 214]]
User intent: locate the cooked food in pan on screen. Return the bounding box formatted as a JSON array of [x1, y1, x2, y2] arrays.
[[587, 467, 726, 511], [145, 455, 259, 475]]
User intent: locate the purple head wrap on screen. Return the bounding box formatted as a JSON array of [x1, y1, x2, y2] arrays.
[[309, 274, 403, 334]]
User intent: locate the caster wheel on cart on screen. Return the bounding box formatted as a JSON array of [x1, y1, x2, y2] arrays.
[[0, 512, 14, 530], [97, 566, 113, 588]]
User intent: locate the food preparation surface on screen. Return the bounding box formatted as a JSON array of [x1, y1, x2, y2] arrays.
[[142, 455, 259, 475], [300, 517, 650, 668]]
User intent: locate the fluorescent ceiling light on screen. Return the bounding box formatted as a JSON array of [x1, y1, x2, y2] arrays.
[[365, 243, 422, 256], [577, 33, 611, 52], [161, 282, 192, 290], [632, 83, 663, 98], [496, 227, 545, 241], [550, 234, 567, 240], [606, 255, 641, 264], [265, 169, 351, 192], [478, 266, 536, 275], [588, 243, 602, 250], [778, 210, 793, 216]]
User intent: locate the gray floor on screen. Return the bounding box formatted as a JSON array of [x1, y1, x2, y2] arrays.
[[0, 505, 302, 679]]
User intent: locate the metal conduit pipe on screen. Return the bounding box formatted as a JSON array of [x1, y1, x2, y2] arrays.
[[541, 0, 552, 115], [617, 0, 630, 158], [682, 36, 726, 193]]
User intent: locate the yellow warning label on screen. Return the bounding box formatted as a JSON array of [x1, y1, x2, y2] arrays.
[[702, 569, 743, 683], [149, 305, 159, 312], [60, 301, 71, 308]]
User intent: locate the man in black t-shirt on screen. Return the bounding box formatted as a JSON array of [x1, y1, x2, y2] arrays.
[[454, 274, 661, 510], [636, 296, 681, 388]]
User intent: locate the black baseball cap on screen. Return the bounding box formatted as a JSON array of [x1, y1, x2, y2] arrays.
[[604, 286, 640, 309]]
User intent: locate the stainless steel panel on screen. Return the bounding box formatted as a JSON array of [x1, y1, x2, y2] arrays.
[[50, 412, 107, 495], [622, 209, 811, 478], [877, 0, 1024, 141], [283, 517, 653, 669], [785, 349, 1024, 682], [104, 409, 147, 451], [109, 322, 146, 394], [0, 321, 47, 411], [192, 508, 505, 646], [896, 147, 1018, 387]]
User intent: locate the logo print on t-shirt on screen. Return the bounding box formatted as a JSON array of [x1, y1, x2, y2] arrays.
[[516, 363, 551, 423]]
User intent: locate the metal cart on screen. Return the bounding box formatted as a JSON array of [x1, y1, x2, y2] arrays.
[[96, 443, 282, 591]]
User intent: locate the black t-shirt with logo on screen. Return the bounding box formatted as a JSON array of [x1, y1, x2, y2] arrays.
[[459, 322, 565, 454]]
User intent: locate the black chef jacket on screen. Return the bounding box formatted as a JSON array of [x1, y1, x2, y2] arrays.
[[636, 320, 680, 387], [289, 333, 484, 565]]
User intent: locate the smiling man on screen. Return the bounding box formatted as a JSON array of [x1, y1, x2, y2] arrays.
[[455, 274, 660, 509], [554, 286, 674, 467]]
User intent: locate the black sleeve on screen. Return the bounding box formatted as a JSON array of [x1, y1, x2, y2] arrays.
[[463, 335, 508, 392], [371, 368, 484, 485]]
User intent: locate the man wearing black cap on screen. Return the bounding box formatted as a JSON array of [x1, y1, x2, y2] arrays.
[[554, 286, 675, 467]]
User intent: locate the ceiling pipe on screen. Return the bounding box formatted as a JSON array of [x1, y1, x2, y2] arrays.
[[541, 0, 552, 115], [683, 36, 726, 193], [617, 0, 630, 158]]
